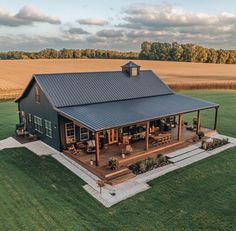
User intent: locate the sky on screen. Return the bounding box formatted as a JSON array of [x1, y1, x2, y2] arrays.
[[1, 0, 236, 51]]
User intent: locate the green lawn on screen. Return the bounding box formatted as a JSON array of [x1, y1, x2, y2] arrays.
[[0, 147, 235, 231], [0, 91, 236, 230], [0, 101, 18, 140]]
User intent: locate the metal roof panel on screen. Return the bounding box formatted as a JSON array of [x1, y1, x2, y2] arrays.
[[57, 93, 218, 131], [34, 70, 173, 107]]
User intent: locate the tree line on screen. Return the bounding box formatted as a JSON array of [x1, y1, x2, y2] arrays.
[[0, 48, 139, 60], [139, 41, 236, 64], [1, 42, 236, 64]]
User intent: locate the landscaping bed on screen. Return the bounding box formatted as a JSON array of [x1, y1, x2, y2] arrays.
[[129, 154, 170, 175], [201, 137, 229, 151]]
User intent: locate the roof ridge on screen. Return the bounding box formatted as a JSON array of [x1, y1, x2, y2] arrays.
[[33, 69, 152, 77]]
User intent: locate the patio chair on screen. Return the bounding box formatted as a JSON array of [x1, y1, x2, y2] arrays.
[[87, 140, 96, 153], [67, 144, 80, 156]]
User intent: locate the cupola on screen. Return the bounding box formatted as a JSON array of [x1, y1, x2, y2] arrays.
[[121, 61, 140, 77]]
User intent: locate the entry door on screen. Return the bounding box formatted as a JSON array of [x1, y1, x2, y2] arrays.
[[107, 129, 119, 144]]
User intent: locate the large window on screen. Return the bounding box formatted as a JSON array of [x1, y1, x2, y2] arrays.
[[34, 116, 43, 133], [35, 85, 41, 104], [45, 120, 52, 138], [65, 122, 75, 144], [80, 127, 89, 141]]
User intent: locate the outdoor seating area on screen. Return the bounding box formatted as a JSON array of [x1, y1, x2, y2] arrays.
[[15, 123, 38, 144], [62, 124, 214, 178]]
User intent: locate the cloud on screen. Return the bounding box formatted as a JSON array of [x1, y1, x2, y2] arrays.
[[1, 3, 236, 51], [119, 4, 236, 29], [0, 5, 60, 27], [96, 29, 124, 38], [67, 27, 89, 34], [113, 3, 236, 49], [77, 17, 108, 26]]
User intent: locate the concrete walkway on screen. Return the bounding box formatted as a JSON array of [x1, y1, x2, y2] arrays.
[[0, 133, 236, 207]]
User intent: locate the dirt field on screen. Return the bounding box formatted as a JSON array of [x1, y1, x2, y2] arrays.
[[1, 59, 236, 99]]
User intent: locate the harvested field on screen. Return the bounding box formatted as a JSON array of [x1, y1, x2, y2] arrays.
[[1, 59, 236, 99]]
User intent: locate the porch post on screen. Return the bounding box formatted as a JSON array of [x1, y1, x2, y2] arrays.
[[177, 114, 182, 141], [95, 132, 100, 166], [196, 110, 200, 134], [145, 121, 150, 151], [214, 107, 219, 130]]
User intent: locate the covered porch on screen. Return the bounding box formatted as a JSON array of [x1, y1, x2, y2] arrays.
[[58, 93, 219, 180]]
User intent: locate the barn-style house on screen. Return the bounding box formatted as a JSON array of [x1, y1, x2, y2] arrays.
[[16, 61, 219, 184]]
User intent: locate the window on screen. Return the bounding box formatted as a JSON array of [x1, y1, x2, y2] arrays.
[[45, 120, 52, 138], [34, 116, 43, 133], [80, 127, 89, 141], [65, 122, 75, 144], [28, 113, 32, 128], [131, 67, 138, 76], [35, 85, 41, 103]]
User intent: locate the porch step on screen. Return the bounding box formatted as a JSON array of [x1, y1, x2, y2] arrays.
[[174, 152, 210, 168], [104, 168, 131, 179], [108, 172, 136, 186], [166, 144, 200, 159], [104, 168, 135, 186], [169, 148, 205, 163]]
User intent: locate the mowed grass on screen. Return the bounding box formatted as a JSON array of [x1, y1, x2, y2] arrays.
[[0, 147, 235, 230], [0, 101, 18, 140], [0, 90, 236, 230]]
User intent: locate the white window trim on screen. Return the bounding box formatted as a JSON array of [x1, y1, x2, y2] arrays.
[[34, 116, 43, 133], [65, 122, 75, 144], [80, 127, 89, 141], [45, 120, 52, 138]]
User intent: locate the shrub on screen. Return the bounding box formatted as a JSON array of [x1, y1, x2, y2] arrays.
[[108, 157, 119, 170], [157, 153, 163, 158], [201, 138, 229, 151], [158, 156, 167, 165], [146, 157, 156, 170], [138, 161, 146, 173]]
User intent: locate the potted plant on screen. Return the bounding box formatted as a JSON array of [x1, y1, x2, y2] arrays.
[[198, 131, 205, 139], [108, 157, 119, 170]]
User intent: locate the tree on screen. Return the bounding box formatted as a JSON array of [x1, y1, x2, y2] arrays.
[[169, 42, 184, 61], [226, 50, 236, 64], [139, 41, 152, 59], [217, 49, 230, 64], [207, 48, 218, 63]]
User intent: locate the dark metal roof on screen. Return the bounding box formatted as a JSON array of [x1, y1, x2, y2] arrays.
[[57, 93, 218, 131], [121, 61, 140, 68], [33, 70, 173, 107]]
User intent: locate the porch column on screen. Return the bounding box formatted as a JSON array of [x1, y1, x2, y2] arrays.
[[177, 114, 182, 141], [95, 132, 100, 166], [196, 110, 200, 134], [214, 107, 219, 130], [145, 121, 150, 151]]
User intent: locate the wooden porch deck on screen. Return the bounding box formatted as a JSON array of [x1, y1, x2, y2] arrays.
[[63, 126, 213, 179]]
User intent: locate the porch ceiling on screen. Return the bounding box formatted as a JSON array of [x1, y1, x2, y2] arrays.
[[56, 94, 218, 131]]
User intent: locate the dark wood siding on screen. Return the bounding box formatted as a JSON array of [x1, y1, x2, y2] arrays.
[[18, 80, 60, 150]]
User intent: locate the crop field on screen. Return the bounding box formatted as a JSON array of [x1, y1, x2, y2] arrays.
[[0, 90, 236, 230], [1, 59, 236, 99]]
